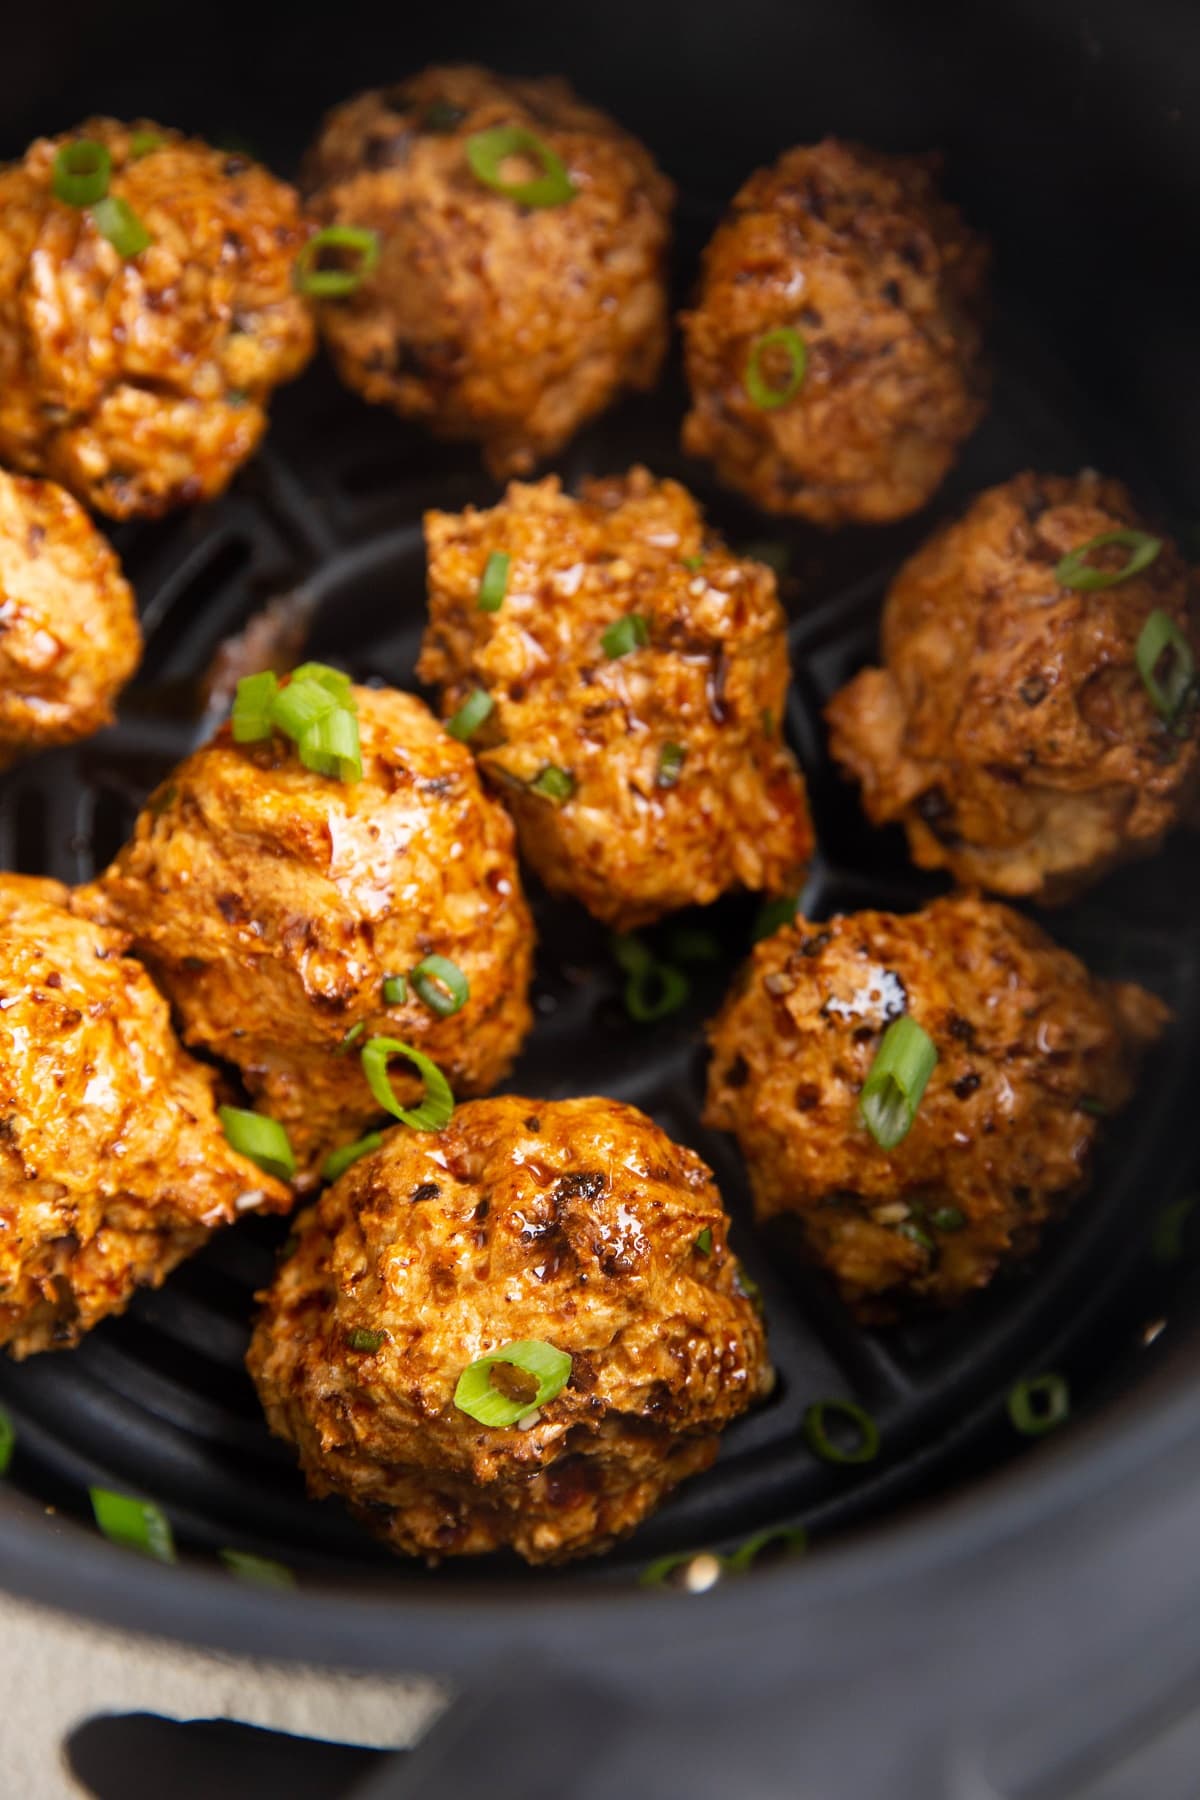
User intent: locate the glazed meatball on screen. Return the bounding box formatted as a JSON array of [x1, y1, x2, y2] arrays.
[[681, 140, 988, 525], [0, 469, 140, 767], [302, 66, 673, 478], [74, 685, 534, 1180], [826, 473, 1200, 900], [0, 118, 314, 518], [419, 468, 813, 928], [247, 1095, 770, 1564], [0, 875, 291, 1357], [705, 894, 1166, 1319]]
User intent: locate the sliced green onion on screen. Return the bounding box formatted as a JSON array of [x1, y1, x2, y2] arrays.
[[347, 1327, 388, 1353], [667, 926, 720, 963], [271, 676, 338, 741], [219, 1549, 296, 1588], [682, 554, 705, 572], [129, 130, 164, 159], [231, 670, 280, 742], [477, 551, 510, 612], [336, 1022, 365, 1054], [218, 1106, 296, 1182], [745, 327, 807, 410], [446, 687, 494, 741], [639, 1550, 712, 1590], [802, 1399, 880, 1465], [322, 1131, 384, 1183], [694, 1227, 713, 1256], [1136, 608, 1195, 725], [410, 954, 469, 1018], [899, 1220, 934, 1253], [859, 1016, 938, 1151], [382, 974, 408, 1006], [529, 764, 575, 803], [422, 100, 468, 133], [722, 1526, 807, 1573], [361, 1036, 454, 1131], [930, 1206, 965, 1232], [90, 1488, 175, 1562], [0, 1406, 14, 1476], [91, 195, 151, 257], [761, 708, 776, 736], [466, 126, 576, 209], [289, 661, 354, 701], [734, 1261, 765, 1315], [611, 933, 690, 1023], [752, 893, 800, 942], [601, 613, 650, 659], [1152, 1194, 1197, 1265], [1055, 528, 1162, 591], [298, 706, 363, 783], [656, 742, 687, 790], [294, 225, 380, 297], [453, 1338, 572, 1426], [52, 139, 111, 207], [1007, 1372, 1070, 1437]]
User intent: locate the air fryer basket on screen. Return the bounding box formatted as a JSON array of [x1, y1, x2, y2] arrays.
[[2, 2, 1200, 1794]]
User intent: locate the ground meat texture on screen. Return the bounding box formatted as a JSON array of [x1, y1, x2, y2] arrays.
[[0, 118, 314, 519], [0, 469, 140, 768], [825, 472, 1200, 901], [73, 686, 534, 1181], [247, 1095, 771, 1564], [704, 894, 1167, 1319], [0, 875, 291, 1357], [419, 468, 813, 928], [681, 139, 988, 526], [301, 66, 673, 479]]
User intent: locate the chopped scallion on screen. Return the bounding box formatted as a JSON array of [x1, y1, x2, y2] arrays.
[[382, 974, 408, 1007], [1007, 1372, 1070, 1437], [410, 955, 469, 1018], [52, 139, 111, 207], [361, 1036, 454, 1131], [529, 764, 574, 802], [859, 1016, 938, 1151], [745, 327, 807, 410], [802, 1399, 880, 1465], [656, 742, 686, 789], [601, 613, 649, 659], [231, 670, 279, 742], [294, 225, 380, 298], [446, 687, 495, 741], [323, 1131, 384, 1183], [465, 125, 576, 208], [454, 1339, 572, 1426], [1055, 528, 1162, 592], [1136, 608, 1195, 727], [91, 195, 151, 257], [477, 551, 510, 612], [218, 1106, 296, 1182], [90, 1488, 175, 1562], [219, 1549, 295, 1588]]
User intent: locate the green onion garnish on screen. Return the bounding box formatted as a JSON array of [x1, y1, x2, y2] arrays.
[[290, 662, 354, 700], [322, 1131, 384, 1183], [90, 1488, 176, 1562], [298, 706, 363, 783], [802, 1399, 880, 1465], [682, 553, 705, 572], [601, 614, 650, 659], [752, 893, 799, 942], [1153, 1194, 1197, 1265], [465, 126, 576, 209], [694, 1227, 713, 1256], [294, 226, 380, 298], [1007, 1372, 1070, 1437], [336, 1022, 365, 1055], [638, 1550, 713, 1590], [231, 670, 279, 742], [271, 676, 339, 741], [666, 926, 721, 964], [129, 130, 164, 159], [52, 140, 111, 207], [453, 1339, 572, 1426], [656, 742, 687, 790], [346, 1327, 387, 1353], [722, 1525, 807, 1573], [1055, 528, 1162, 592], [745, 327, 807, 410], [361, 1036, 454, 1131], [0, 1406, 14, 1476], [91, 195, 151, 257], [218, 1106, 296, 1182], [859, 1016, 938, 1151], [530, 764, 575, 802], [422, 100, 468, 133], [611, 932, 690, 1023], [382, 974, 408, 1006], [1136, 608, 1195, 726], [446, 687, 495, 741], [930, 1206, 965, 1232], [219, 1549, 296, 1588], [477, 551, 510, 612], [410, 954, 469, 1018]]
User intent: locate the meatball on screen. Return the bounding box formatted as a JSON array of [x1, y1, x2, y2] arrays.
[[0, 118, 314, 518], [826, 473, 1200, 900], [247, 1095, 770, 1563], [301, 66, 673, 478], [681, 139, 988, 525], [0, 874, 291, 1357], [705, 894, 1167, 1319], [419, 468, 813, 928], [74, 685, 533, 1180], [0, 469, 140, 768]]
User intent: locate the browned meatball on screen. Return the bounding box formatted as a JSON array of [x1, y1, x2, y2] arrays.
[[302, 67, 673, 478], [0, 874, 291, 1357], [0, 469, 140, 767], [681, 140, 988, 525], [705, 894, 1166, 1319], [826, 473, 1200, 901], [419, 468, 813, 928], [0, 118, 315, 518], [74, 685, 534, 1181], [247, 1095, 770, 1564]]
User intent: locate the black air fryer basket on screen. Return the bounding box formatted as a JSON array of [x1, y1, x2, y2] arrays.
[[4, 4, 1200, 1796]]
